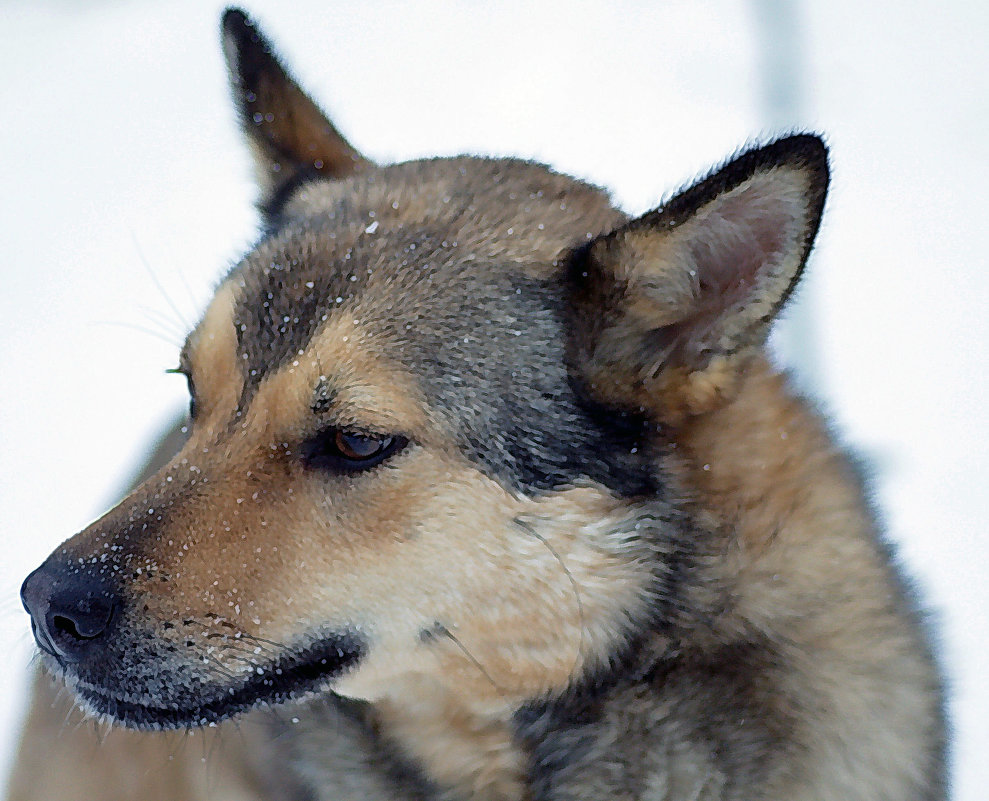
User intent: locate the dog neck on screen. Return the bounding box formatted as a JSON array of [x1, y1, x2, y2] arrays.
[[374, 674, 529, 801]]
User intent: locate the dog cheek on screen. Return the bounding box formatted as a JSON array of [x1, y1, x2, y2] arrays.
[[316, 471, 656, 703]]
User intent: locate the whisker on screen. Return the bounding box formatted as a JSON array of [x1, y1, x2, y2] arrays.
[[92, 713, 114, 746], [174, 264, 204, 319], [262, 705, 295, 741], [514, 516, 586, 683], [234, 632, 293, 651], [435, 624, 504, 695], [129, 230, 191, 332], [88, 320, 182, 348], [138, 303, 189, 342]]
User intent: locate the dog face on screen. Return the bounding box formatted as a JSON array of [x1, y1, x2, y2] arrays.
[[21, 9, 827, 729]]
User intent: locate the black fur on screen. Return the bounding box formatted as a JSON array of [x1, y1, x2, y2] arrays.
[[515, 640, 798, 801]]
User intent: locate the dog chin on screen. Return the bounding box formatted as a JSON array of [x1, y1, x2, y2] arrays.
[[50, 631, 367, 730]]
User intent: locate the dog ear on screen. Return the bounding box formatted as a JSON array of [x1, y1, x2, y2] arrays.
[[568, 135, 828, 421], [221, 8, 368, 216]]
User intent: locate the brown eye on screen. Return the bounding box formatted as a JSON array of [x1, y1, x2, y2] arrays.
[[301, 428, 407, 472], [335, 431, 390, 460]]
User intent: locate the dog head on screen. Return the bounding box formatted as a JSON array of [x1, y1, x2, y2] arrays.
[[21, 9, 827, 728]]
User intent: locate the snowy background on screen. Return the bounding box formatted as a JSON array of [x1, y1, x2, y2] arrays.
[[2, 1, 986, 798]]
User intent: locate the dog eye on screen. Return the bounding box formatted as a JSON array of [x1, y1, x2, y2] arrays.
[[301, 428, 407, 472]]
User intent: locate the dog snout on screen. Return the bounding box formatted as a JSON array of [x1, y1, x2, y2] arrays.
[[20, 564, 118, 664]]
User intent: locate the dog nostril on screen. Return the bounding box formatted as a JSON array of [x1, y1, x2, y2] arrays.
[[53, 613, 105, 641], [47, 598, 114, 647], [52, 614, 76, 637]]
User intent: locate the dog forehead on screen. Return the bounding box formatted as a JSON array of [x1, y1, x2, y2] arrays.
[[227, 156, 624, 386], [278, 156, 623, 266], [214, 157, 652, 495]]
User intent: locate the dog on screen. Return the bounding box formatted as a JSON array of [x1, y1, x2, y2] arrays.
[[10, 8, 946, 800]]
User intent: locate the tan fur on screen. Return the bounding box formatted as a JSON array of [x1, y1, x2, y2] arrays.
[[182, 281, 245, 422], [669, 357, 943, 797], [376, 680, 527, 801]]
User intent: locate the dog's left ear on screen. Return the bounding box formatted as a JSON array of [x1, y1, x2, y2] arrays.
[[568, 135, 828, 421], [221, 8, 369, 216]]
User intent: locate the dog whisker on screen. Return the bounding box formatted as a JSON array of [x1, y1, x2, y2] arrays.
[[88, 319, 183, 349], [129, 229, 193, 334], [514, 516, 586, 685], [434, 624, 504, 696]]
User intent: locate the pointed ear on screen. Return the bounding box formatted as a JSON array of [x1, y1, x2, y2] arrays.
[[221, 8, 369, 217], [567, 135, 829, 420]]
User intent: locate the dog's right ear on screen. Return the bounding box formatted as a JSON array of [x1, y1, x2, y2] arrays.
[[221, 8, 369, 217], [567, 135, 828, 423]]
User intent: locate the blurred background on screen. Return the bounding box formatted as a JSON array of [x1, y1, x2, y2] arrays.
[[2, 1, 986, 797]]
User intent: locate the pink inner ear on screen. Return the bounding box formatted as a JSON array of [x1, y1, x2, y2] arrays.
[[680, 177, 803, 329]]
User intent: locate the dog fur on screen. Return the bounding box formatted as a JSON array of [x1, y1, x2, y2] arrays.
[[10, 8, 946, 801]]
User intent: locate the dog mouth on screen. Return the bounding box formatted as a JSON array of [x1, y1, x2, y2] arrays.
[[61, 632, 366, 729]]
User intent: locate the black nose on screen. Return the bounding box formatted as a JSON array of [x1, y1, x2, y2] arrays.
[[20, 565, 118, 664]]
